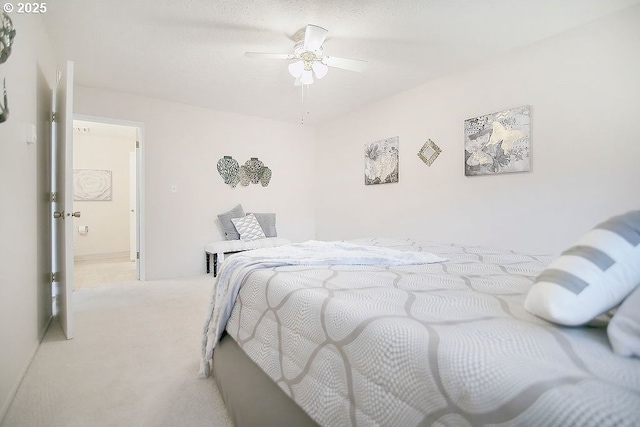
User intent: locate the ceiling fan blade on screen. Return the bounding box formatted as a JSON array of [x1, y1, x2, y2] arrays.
[[244, 52, 295, 60], [303, 24, 328, 52], [293, 77, 302, 86], [323, 56, 368, 72]]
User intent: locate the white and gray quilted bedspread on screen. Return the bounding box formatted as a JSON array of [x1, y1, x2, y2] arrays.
[[215, 238, 640, 426]]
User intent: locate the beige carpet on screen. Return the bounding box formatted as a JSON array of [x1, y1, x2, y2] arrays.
[[1, 275, 232, 427], [74, 257, 137, 289]]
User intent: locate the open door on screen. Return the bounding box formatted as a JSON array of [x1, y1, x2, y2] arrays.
[[129, 151, 137, 262], [37, 66, 53, 340], [52, 60, 75, 340]]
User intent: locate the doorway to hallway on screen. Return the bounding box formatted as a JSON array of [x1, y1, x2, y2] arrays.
[[71, 119, 141, 288]]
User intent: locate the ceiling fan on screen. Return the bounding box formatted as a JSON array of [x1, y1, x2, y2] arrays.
[[245, 24, 368, 86]]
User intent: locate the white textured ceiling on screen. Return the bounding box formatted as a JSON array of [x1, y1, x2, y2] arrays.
[[42, 0, 640, 126]]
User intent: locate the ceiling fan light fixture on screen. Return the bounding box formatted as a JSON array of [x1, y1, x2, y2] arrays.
[[288, 60, 304, 78], [245, 24, 368, 88], [312, 61, 328, 79], [300, 69, 314, 85]]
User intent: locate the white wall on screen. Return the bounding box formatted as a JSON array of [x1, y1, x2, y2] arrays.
[[314, 6, 640, 255], [0, 14, 55, 422], [73, 88, 316, 279], [73, 131, 136, 258]]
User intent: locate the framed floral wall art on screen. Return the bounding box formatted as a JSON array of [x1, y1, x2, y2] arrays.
[[364, 136, 399, 185], [464, 105, 530, 176]]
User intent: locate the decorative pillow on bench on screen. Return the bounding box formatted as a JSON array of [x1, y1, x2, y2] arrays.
[[249, 212, 277, 238], [231, 213, 266, 242], [217, 205, 278, 240], [217, 204, 245, 240]]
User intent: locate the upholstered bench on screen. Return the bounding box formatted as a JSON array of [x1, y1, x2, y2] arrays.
[[205, 237, 291, 276]]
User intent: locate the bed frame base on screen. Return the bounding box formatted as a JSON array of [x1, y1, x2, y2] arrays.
[[213, 333, 319, 427]]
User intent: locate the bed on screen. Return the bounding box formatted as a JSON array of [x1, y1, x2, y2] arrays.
[[201, 237, 640, 427]]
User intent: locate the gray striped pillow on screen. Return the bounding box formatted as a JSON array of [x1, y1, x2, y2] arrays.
[[524, 211, 640, 326]]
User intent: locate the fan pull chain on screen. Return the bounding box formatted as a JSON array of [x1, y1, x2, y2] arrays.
[[300, 84, 311, 125], [301, 83, 304, 124]]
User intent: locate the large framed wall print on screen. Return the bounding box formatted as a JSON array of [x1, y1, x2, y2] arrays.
[[464, 105, 530, 176]]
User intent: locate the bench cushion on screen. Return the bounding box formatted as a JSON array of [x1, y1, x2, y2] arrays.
[[205, 237, 291, 257]]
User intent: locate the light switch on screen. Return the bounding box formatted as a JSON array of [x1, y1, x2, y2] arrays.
[[26, 123, 37, 144]]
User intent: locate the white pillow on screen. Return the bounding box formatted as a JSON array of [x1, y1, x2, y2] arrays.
[[524, 211, 640, 326], [608, 284, 640, 357], [231, 213, 266, 242]]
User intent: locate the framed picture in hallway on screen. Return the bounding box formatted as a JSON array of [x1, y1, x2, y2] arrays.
[[73, 169, 112, 201]]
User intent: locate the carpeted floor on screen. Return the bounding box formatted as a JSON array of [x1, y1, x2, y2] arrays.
[[1, 275, 232, 427], [74, 257, 137, 289]]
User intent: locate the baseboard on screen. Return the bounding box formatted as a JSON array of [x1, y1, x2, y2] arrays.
[[0, 336, 42, 424], [74, 251, 130, 262], [39, 315, 53, 342], [0, 315, 54, 423]]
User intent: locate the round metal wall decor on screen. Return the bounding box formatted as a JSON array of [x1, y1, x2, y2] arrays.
[[216, 156, 272, 188], [260, 167, 272, 187], [216, 156, 239, 184], [244, 158, 264, 184], [229, 172, 240, 188], [238, 166, 251, 186]]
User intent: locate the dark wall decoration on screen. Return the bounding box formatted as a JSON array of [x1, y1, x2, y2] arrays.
[[1, 12, 16, 64], [1, 12, 16, 124], [0, 78, 8, 123]]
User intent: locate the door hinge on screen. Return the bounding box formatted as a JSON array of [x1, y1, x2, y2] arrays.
[[50, 112, 56, 123], [136, 140, 139, 149], [50, 192, 58, 202], [51, 272, 59, 282], [136, 251, 140, 260]]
